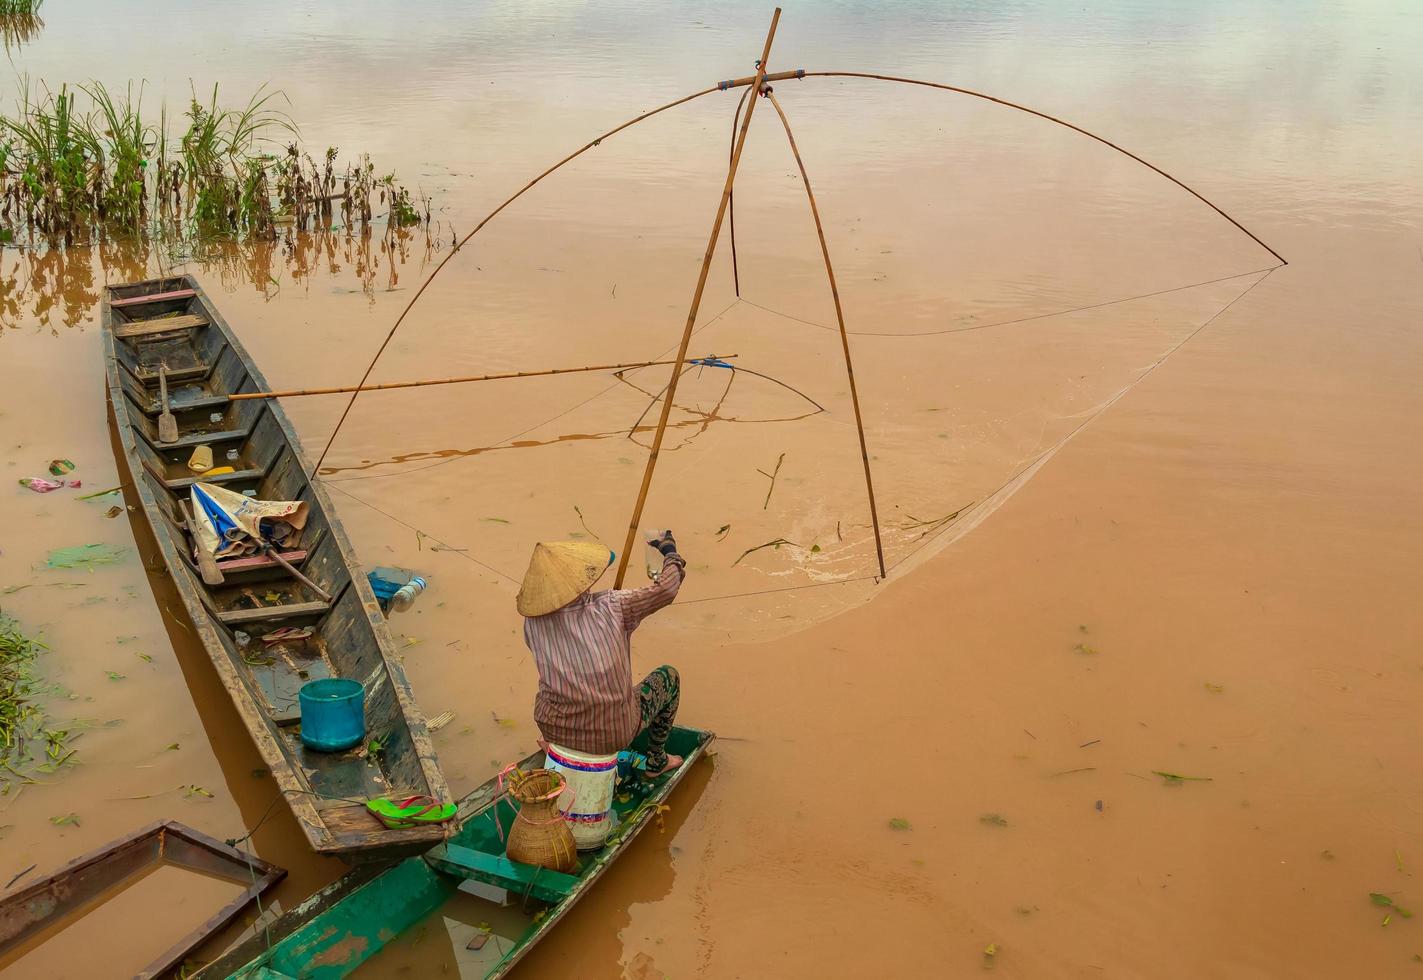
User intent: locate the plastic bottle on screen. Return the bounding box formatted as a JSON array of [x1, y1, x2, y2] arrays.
[[643, 528, 664, 581], [389, 576, 428, 613]]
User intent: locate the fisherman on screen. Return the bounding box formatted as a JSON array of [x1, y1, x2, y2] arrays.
[[516, 530, 686, 776]]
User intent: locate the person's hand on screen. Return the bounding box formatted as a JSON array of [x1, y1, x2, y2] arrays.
[[647, 529, 678, 555]]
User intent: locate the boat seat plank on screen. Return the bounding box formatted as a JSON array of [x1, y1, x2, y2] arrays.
[[136, 362, 210, 385], [164, 467, 263, 491], [216, 550, 308, 572], [218, 601, 329, 626], [426, 842, 579, 903], [115, 314, 208, 339], [142, 425, 251, 452], [141, 391, 227, 416], [111, 288, 197, 308]]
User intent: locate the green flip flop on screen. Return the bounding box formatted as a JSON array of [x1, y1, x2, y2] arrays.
[[366, 794, 457, 829]]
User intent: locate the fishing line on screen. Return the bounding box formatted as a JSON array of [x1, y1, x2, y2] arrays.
[[738, 265, 1282, 338], [323, 479, 521, 586], [887, 265, 1280, 571]]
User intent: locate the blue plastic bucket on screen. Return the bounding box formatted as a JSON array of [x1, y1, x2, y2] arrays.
[[299, 678, 365, 752]]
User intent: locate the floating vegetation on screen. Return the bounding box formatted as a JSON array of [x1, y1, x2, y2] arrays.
[[1371, 892, 1413, 927], [1204, 682, 1225, 694], [1, 612, 78, 793], [46, 543, 125, 569], [980, 813, 1009, 827], [888, 816, 911, 831], [757, 452, 785, 509], [732, 537, 798, 567], [0, 79, 434, 249], [1152, 770, 1212, 786]]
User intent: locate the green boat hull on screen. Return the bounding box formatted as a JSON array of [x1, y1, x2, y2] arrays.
[[215, 726, 714, 979]]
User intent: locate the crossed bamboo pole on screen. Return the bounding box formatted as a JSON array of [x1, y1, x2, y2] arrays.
[[612, 7, 783, 587]]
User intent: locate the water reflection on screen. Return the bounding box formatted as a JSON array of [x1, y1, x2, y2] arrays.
[[0, 12, 42, 54], [0, 222, 448, 332]]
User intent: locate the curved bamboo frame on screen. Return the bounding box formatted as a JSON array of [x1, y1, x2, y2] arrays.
[[312, 33, 1287, 586]]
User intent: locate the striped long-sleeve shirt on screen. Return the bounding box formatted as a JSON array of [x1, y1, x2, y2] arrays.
[[523, 552, 685, 754]]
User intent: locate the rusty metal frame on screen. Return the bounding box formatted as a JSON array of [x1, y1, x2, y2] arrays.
[[0, 819, 285, 978]]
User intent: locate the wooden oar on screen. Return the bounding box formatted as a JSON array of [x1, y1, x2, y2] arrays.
[[260, 542, 333, 604], [226, 355, 738, 401], [157, 365, 179, 444], [179, 499, 225, 586]]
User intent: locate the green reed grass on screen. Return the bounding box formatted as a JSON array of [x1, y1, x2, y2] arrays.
[[0, 77, 433, 247], [0, 0, 43, 16]]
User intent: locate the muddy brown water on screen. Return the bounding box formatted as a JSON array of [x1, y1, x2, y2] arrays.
[[2, 1, 1422, 976]]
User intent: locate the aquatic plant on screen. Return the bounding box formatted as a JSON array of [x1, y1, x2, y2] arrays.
[[0, 7, 43, 53], [0, 78, 436, 248], [0, 610, 78, 793], [0, 0, 44, 15]]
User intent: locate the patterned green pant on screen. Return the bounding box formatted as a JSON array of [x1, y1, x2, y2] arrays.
[[637, 664, 680, 770]]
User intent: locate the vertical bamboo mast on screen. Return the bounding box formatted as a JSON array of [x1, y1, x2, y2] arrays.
[[613, 7, 782, 588], [764, 91, 886, 578]]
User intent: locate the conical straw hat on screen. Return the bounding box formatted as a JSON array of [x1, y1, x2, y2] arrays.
[[516, 541, 614, 616]]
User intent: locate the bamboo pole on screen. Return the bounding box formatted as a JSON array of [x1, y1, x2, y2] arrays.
[[613, 7, 782, 588], [764, 91, 886, 578], [227, 355, 738, 401], [727, 85, 752, 297]]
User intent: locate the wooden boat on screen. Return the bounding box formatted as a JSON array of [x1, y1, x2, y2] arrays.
[[0, 820, 284, 978], [102, 275, 450, 859], [200, 726, 714, 979]]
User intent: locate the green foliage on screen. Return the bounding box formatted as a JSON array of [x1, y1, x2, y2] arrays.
[[0, 78, 433, 247]]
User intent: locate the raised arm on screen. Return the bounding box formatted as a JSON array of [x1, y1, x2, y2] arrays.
[[615, 533, 686, 633]]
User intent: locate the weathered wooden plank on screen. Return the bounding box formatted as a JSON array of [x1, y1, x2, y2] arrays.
[[163, 466, 263, 491], [111, 287, 196, 308], [215, 549, 308, 572], [217, 601, 329, 626], [114, 313, 208, 339]]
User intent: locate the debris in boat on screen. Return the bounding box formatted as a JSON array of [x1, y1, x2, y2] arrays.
[[888, 817, 911, 831], [104, 505, 123, 518], [467, 931, 491, 951], [46, 543, 125, 569]]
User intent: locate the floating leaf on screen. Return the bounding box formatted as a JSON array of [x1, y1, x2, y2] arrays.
[[183, 784, 213, 798], [1204, 682, 1225, 694], [106, 671, 126, 681], [1072, 643, 1098, 655], [1372, 893, 1396, 907], [50, 812, 80, 827], [810, 543, 821, 553], [980, 813, 1009, 827], [104, 505, 123, 519], [888, 817, 911, 831], [135, 652, 153, 663], [165, 743, 180, 751]]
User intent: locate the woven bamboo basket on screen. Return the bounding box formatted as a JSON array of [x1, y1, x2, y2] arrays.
[[506, 767, 578, 873]]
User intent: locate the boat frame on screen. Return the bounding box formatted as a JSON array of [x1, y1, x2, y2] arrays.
[[0, 820, 284, 978], [102, 275, 450, 859]]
